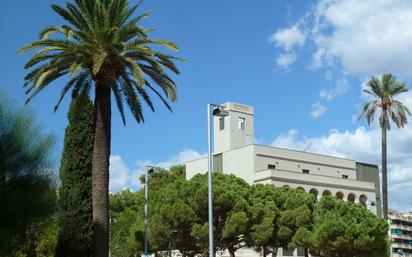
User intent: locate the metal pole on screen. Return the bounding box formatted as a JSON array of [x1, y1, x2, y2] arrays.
[[144, 167, 148, 255], [207, 104, 214, 257]]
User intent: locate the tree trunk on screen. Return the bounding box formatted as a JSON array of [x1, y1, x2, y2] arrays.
[[382, 113, 388, 219], [262, 247, 267, 257], [304, 248, 309, 257], [271, 247, 278, 257], [92, 83, 111, 257], [228, 246, 236, 257]]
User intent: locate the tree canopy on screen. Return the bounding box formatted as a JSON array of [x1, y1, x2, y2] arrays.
[[109, 168, 389, 257], [56, 93, 94, 257], [305, 196, 389, 257], [0, 92, 57, 256]]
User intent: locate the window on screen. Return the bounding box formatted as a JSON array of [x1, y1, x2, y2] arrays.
[[238, 117, 245, 130], [342, 175, 348, 179], [302, 169, 310, 174], [297, 248, 305, 256], [283, 248, 294, 256], [219, 117, 224, 130], [268, 164, 276, 170]]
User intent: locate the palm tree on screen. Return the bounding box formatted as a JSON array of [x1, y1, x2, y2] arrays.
[[19, 1, 183, 256], [359, 73, 410, 219]]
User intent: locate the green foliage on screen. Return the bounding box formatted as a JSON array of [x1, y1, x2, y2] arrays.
[[109, 188, 145, 257], [149, 166, 199, 257], [247, 184, 280, 256], [109, 167, 389, 257], [187, 173, 251, 255], [19, 216, 59, 257], [0, 92, 57, 256], [55, 93, 94, 257], [360, 73, 410, 129], [20, 0, 184, 123], [308, 196, 389, 257]]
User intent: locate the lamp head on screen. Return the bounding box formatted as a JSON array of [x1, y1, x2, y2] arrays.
[[213, 107, 229, 117]]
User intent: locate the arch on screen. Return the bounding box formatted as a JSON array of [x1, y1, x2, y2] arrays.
[[335, 191, 344, 200], [309, 188, 319, 199], [347, 193, 356, 203], [359, 194, 368, 207], [322, 190, 332, 197], [297, 187, 305, 192]]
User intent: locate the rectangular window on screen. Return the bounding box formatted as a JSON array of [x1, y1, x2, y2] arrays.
[[283, 248, 294, 256], [219, 117, 224, 130], [268, 164, 276, 170], [342, 175, 348, 179], [296, 248, 305, 256], [302, 169, 310, 174], [238, 117, 245, 130]]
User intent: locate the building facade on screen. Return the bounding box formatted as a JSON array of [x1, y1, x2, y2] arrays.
[[390, 210, 412, 256], [185, 102, 382, 257]]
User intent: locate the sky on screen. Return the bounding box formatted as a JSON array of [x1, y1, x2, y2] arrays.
[[1, 0, 412, 212]]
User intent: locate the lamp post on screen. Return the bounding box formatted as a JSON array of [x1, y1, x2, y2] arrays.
[[207, 104, 229, 257], [144, 166, 160, 256]]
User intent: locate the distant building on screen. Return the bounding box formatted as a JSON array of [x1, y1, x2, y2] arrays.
[[390, 210, 412, 256], [185, 102, 382, 257]]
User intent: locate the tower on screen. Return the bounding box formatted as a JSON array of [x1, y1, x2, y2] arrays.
[[213, 102, 254, 154]]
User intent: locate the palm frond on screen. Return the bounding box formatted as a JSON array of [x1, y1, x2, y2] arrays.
[[121, 75, 144, 123], [21, 0, 183, 119], [359, 74, 410, 129], [112, 81, 126, 125]]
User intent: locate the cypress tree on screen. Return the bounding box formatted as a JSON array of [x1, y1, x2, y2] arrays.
[[56, 93, 94, 257]]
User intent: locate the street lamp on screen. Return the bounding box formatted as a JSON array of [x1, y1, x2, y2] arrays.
[[143, 165, 161, 257], [207, 104, 229, 257]]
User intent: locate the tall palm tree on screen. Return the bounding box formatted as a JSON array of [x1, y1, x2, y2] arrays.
[[359, 73, 410, 219], [20, 1, 183, 256]]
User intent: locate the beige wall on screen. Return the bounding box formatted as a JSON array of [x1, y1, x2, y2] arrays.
[[254, 145, 357, 179], [222, 145, 255, 184], [186, 157, 208, 179], [254, 169, 378, 214], [214, 103, 254, 154]]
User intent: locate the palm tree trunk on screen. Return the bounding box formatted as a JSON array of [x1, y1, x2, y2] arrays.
[[92, 83, 111, 257], [382, 114, 388, 219]]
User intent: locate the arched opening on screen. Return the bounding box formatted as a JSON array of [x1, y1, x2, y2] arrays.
[[309, 188, 319, 199], [348, 193, 356, 203], [359, 194, 368, 207], [335, 191, 344, 200], [322, 190, 332, 197], [297, 187, 305, 192]]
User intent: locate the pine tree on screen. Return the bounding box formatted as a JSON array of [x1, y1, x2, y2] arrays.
[[56, 93, 94, 257]]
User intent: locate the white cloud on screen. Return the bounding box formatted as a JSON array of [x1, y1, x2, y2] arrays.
[[271, 91, 412, 212], [270, 24, 306, 69], [270, 25, 306, 51], [155, 149, 205, 169], [109, 155, 137, 192], [278, 0, 412, 79], [109, 149, 205, 193], [319, 77, 349, 101], [324, 70, 333, 80], [310, 102, 327, 118], [276, 52, 297, 70]]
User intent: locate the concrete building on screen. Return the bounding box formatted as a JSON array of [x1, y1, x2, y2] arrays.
[[390, 210, 412, 256], [185, 102, 382, 257]]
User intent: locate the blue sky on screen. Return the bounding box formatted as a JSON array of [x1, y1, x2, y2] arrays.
[[1, 0, 412, 211]]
